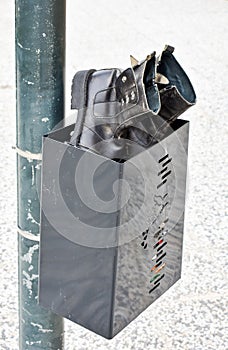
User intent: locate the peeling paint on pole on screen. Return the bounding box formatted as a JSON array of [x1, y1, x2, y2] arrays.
[[15, 0, 65, 348]]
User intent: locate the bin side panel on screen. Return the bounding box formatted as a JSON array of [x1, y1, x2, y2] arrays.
[[39, 137, 121, 338]]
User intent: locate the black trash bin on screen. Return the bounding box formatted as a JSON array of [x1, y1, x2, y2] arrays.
[[39, 116, 189, 339]]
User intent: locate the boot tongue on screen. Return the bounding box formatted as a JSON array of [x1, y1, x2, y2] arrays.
[[142, 54, 161, 114]]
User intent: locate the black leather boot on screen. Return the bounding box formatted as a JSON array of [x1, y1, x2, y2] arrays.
[[70, 46, 196, 160], [70, 52, 162, 159]]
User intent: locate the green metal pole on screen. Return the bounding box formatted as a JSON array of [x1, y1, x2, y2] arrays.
[[15, 1, 65, 348]]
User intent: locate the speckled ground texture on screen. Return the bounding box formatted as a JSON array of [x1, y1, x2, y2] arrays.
[[0, 0, 227, 349]]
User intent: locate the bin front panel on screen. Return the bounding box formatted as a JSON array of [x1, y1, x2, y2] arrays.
[[113, 121, 189, 336]]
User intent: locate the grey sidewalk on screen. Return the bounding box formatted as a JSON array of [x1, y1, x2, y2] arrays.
[[0, 0, 227, 349]]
